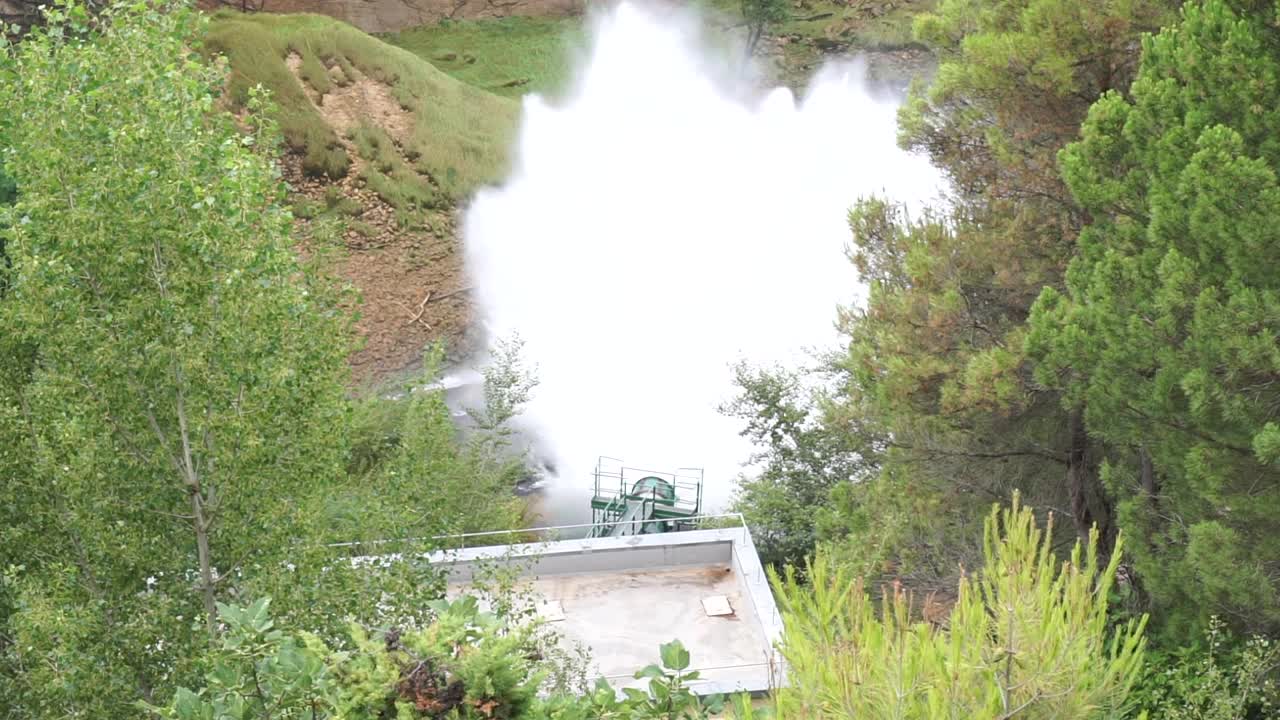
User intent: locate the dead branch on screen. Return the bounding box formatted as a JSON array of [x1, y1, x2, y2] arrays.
[[427, 286, 473, 303], [395, 300, 432, 330]]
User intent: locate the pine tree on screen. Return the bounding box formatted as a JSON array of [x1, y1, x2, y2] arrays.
[[823, 0, 1174, 589], [1028, 0, 1280, 636]]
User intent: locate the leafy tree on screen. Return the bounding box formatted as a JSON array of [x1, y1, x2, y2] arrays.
[[1027, 0, 1280, 636], [772, 497, 1148, 718], [722, 362, 873, 570], [0, 2, 357, 714], [336, 346, 529, 544], [830, 200, 1096, 592], [0, 137, 13, 295]]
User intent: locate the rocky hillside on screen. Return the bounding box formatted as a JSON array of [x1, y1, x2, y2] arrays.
[[206, 11, 519, 383]]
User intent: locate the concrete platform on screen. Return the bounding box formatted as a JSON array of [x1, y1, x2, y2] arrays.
[[430, 525, 784, 695]]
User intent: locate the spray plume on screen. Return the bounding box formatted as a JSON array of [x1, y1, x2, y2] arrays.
[[463, 2, 943, 524]]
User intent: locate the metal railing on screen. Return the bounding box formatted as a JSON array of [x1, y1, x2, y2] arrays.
[[326, 512, 748, 552]]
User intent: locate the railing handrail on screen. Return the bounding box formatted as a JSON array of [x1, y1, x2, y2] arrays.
[[325, 512, 748, 549]]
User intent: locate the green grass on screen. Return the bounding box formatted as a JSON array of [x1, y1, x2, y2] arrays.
[[382, 16, 585, 100], [204, 10, 518, 201], [700, 0, 935, 49], [349, 123, 444, 211], [689, 0, 936, 87]]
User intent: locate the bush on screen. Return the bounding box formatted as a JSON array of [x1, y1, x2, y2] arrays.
[[153, 598, 739, 719], [772, 496, 1148, 718], [1132, 616, 1279, 720]]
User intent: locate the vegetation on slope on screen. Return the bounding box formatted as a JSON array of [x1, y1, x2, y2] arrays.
[[204, 10, 518, 200], [384, 16, 584, 99]]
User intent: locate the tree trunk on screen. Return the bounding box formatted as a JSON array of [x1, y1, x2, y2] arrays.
[[1139, 446, 1158, 498], [1066, 408, 1116, 555], [191, 490, 218, 639]]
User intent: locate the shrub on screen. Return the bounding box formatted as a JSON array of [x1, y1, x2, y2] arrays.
[[1132, 616, 1278, 720], [153, 599, 739, 719], [772, 496, 1148, 718]]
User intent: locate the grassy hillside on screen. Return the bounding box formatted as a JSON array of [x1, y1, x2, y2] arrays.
[[205, 11, 518, 203], [382, 0, 934, 99], [383, 16, 585, 99]]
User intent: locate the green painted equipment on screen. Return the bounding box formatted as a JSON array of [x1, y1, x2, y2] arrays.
[[588, 456, 703, 538]]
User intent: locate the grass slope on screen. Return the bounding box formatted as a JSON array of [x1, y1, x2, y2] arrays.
[[204, 11, 518, 200], [383, 1, 934, 100], [383, 16, 585, 100]]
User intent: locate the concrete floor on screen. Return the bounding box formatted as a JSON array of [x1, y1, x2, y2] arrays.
[[453, 563, 776, 692]]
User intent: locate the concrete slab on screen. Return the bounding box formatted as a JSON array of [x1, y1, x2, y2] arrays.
[[432, 526, 784, 696]]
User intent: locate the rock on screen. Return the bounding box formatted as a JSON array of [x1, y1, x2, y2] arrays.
[[433, 50, 458, 62]]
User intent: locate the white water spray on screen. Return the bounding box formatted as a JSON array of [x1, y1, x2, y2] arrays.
[[464, 2, 943, 524]]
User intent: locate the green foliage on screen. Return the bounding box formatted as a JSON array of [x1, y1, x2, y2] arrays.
[[373, 350, 527, 539], [0, 2, 354, 714], [810, 0, 1174, 608], [467, 335, 540, 443], [158, 598, 332, 720], [1027, 0, 1280, 636], [204, 10, 517, 195], [154, 595, 544, 720], [0, 154, 12, 294], [157, 598, 744, 720], [905, 0, 1172, 197], [0, 162, 13, 206], [0, 5, 533, 717], [331, 345, 531, 547], [1131, 616, 1279, 720], [618, 640, 726, 719], [772, 497, 1148, 718], [827, 198, 1090, 593], [722, 362, 873, 570], [740, 0, 789, 54]]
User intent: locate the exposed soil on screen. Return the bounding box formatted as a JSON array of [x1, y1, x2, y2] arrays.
[[282, 54, 478, 386]]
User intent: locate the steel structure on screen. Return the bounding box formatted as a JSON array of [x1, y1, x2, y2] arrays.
[[588, 456, 703, 538]]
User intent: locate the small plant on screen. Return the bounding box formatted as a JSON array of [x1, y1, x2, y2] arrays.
[[146, 598, 334, 719], [1133, 616, 1279, 720], [622, 640, 725, 719]]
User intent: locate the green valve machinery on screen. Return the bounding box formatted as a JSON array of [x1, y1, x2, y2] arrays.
[[587, 456, 703, 538]]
